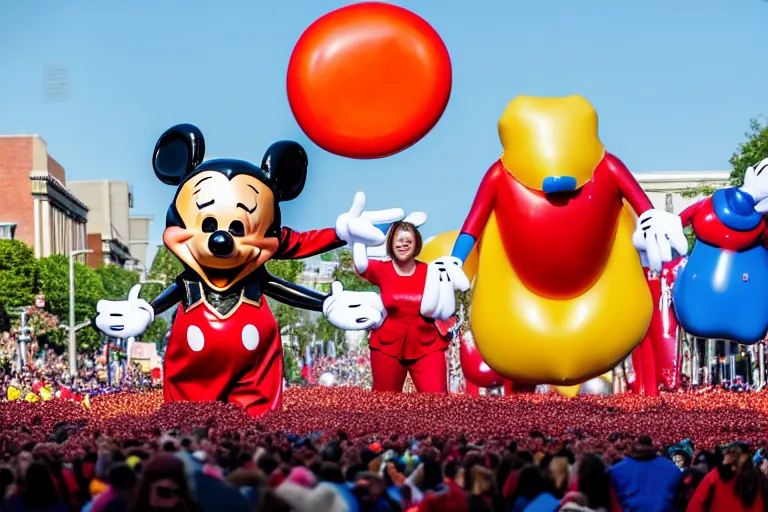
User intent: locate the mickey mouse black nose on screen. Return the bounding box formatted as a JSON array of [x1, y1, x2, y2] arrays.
[[208, 230, 235, 257]]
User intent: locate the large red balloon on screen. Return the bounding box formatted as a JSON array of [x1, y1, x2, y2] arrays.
[[460, 330, 506, 389], [287, 2, 452, 159]]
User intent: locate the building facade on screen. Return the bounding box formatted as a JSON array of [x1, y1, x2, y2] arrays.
[[0, 135, 89, 258], [67, 180, 153, 273]]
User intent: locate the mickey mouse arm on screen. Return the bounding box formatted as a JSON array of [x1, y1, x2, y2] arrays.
[[262, 271, 327, 312], [275, 227, 345, 260], [149, 283, 184, 316], [451, 165, 501, 262], [679, 200, 706, 228], [604, 153, 653, 215]]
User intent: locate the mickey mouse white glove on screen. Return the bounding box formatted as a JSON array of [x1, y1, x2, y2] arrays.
[[323, 281, 386, 330], [632, 209, 688, 273], [336, 192, 405, 273], [94, 284, 154, 338], [420, 256, 471, 321], [740, 157, 768, 213]]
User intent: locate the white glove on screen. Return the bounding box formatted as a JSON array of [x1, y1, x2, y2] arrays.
[[632, 209, 688, 273], [740, 157, 768, 213], [420, 256, 470, 321], [94, 284, 154, 338], [336, 192, 404, 247], [365, 212, 428, 260], [323, 281, 386, 330]]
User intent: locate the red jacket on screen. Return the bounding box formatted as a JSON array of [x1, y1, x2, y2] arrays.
[[687, 469, 764, 512], [418, 480, 468, 512]]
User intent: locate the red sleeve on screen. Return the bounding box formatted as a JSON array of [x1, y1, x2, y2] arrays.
[[360, 259, 383, 287], [274, 227, 345, 260], [680, 198, 707, 228], [460, 162, 502, 239], [604, 153, 653, 215], [685, 470, 716, 512]]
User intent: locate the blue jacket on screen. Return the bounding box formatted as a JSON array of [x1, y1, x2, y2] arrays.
[[610, 456, 682, 512]]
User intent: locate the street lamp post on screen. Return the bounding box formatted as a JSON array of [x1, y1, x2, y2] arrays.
[[69, 249, 93, 376]]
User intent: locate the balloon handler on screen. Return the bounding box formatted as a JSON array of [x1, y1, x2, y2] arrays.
[[93, 124, 405, 417], [428, 95, 689, 386]]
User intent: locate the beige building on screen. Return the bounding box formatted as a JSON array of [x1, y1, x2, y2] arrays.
[[0, 135, 89, 259], [67, 180, 153, 273], [635, 170, 731, 213]]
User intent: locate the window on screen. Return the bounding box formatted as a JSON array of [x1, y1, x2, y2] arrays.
[[128, 191, 134, 208], [0, 224, 16, 240]]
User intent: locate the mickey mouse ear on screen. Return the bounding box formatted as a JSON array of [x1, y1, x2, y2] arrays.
[[261, 141, 307, 202], [153, 124, 206, 186]]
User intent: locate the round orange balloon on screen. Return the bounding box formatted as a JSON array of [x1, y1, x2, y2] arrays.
[[419, 231, 478, 282], [287, 2, 452, 159]]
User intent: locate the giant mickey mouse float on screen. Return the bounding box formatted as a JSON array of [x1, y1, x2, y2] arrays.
[[94, 124, 404, 416]]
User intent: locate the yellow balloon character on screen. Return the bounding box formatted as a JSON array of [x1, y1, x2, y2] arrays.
[[452, 95, 654, 385]]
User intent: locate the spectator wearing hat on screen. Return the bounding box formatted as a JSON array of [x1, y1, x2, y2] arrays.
[[669, 440, 695, 471]]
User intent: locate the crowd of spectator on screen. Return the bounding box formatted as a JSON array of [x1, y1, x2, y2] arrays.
[[0, 340, 158, 404], [2, 426, 768, 512]]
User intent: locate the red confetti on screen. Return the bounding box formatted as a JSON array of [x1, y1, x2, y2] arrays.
[[1, 388, 766, 459]]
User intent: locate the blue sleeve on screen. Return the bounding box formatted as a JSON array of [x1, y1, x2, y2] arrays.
[[451, 233, 476, 263]]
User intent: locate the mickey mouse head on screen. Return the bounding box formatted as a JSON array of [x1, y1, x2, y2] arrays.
[[153, 124, 308, 291]]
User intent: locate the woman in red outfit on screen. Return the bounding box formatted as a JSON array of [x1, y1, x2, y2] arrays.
[[356, 221, 449, 393], [687, 443, 767, 512]]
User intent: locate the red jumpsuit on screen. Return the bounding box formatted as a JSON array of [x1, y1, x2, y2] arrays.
[[362, 259, 448, 393], [163, 227, 343, 417]]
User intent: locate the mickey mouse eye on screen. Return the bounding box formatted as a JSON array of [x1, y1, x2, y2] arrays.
[[228, 220, 245, 237], [201, 217, 218, 233]]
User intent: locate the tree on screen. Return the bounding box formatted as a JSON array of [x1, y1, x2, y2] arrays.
[[142, 245, 185, 301], [37, 254, 105, 350], [266, 259, 305, 283], [729, 118, 768, 187], [315, 315, 347, 354], [283, 345, 302, 383], [0, 240, 38, 312], [332, 249, 378, 292], [96, 264, 139, 300], [142, 317, 169, 343]]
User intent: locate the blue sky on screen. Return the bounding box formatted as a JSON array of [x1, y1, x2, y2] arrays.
[[1, 0, 767, 266]]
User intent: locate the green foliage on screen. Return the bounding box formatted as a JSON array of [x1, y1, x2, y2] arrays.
[[680, 185, 720, 199], [37, 254, 105, 350], [96, 264, 139, 300], [315, 315, 346, 352], [142, 317, 169, 343], [143, 245, 185, 301], [320, 252, 336, 262], [684, 226, 696, 254], [283, 346, 302, 383], [730, 119, 768, 187], [332, 249, 378, 292], [266, 259, 305, 283], [0, 240, 38, 311], [274, 303, 299, 332], [0, 305, 9, 333]]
